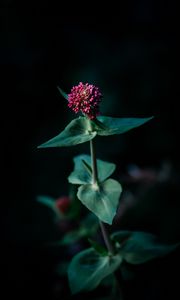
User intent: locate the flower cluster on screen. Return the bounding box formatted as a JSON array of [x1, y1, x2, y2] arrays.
[[68, 82, 102, 119]]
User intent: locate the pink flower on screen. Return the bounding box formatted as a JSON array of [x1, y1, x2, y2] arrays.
[[56, 196, 71, 214], [68, 82, 102, 119]]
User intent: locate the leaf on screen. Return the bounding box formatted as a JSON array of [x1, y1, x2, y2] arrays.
[[37, 195, 55, 209], [112, 231, 179, 264], [59, 228, 87, 245], [57, 86, 68, 100], [82, 159, 92, 174], [37, 196, 61, 219], [38, 117, 97, 148], [93, 116, 153, 136], [68, 247, 122, 294], [68, 154, 116, 185], [77, 179, 122, 225]]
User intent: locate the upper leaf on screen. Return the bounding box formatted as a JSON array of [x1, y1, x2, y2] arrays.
[[37, 115, 153, 148], [68, 154, 116, 184], [38, 117, 96, 148], [57, 86, 68, 100], [77, 179, 122, 225], [112, 231, 179, 264], [68, 247, 122, 294], [93, 116, 153, 136]]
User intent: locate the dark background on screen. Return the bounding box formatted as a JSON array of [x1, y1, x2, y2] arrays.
[[1, 1, 179, 299]]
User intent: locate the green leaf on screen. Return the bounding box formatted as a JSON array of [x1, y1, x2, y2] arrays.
[[88, 239, 108, 256], [37, 196, 61, 219], [93, 116, 153, 136], [57, 86, 68, 100], [68, 154, 116, 184], [38, 117, 96, 148], [68, 247, 122, 294], [37, 195, 55, 209], [112, 231, 179, 264], [59, 228, 87, 245], [77, 179, 122, 225]]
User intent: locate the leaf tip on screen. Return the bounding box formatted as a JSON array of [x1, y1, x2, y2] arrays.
[[37, 142, 49, 149], [57, 86, 68, 100], [37, 144, 43, 149], [149, 116, 154, 120], [106, 220, 113, 225]]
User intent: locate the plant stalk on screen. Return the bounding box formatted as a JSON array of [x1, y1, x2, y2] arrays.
[[90, 138, 124, 299], [99, 221, 115, 255], [90, 139, 115, 254], [90, 139, 98, 184]]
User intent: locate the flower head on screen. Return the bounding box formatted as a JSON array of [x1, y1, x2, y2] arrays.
[[68, 82, 102, 119], [56, 196, 71, 214]]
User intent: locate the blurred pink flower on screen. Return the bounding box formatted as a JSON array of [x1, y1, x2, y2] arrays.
[[56, 196, 71, 214]]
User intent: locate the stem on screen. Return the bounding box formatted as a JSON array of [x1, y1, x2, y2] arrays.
[[89, 139, 124, 299], [99, 221, 124, 299], [90, 139, 115, 255], [99, 221, 115, 255], [90, 139, 98, 184]]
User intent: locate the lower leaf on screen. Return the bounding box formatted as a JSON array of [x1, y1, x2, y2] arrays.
[[68, 247, 122, 294]]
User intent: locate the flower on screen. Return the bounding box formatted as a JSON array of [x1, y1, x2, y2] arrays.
[[68, 82, 102, 119]]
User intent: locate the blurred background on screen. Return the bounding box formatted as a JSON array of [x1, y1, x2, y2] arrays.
[[1, 1, 179, 299]]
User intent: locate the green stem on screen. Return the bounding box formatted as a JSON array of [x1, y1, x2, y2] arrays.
[[99, 221, 115, 255], [90, 139, 98, 184], [89, 138, 124, 299], [90, 139, 116, 254]]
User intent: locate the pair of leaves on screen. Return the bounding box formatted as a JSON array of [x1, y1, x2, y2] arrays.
[[112, 230, 179, 264], [68, 155, 122, 225], [68, 247, 122, 294], [68, 154, 116, 184], [38, 116, 153, 148], [68, 230, 179, 294]]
